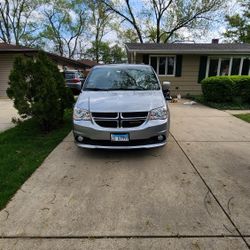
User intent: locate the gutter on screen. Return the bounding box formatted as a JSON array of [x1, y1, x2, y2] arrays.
[[125, 49, 250, 55]]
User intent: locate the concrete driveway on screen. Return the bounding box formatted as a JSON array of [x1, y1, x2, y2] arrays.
[[0, 100, 249, 249], [0, 99, 18, 133]]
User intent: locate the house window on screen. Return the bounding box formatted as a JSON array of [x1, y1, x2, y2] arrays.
[[231, 58, 241, 75], [220, 58, 230, 76], [149, 56, 176, 76], [242, 58, 250, 75], [150, 56, 157, 73], [206, 56, 250, 77], [208, 59, 219, 76]]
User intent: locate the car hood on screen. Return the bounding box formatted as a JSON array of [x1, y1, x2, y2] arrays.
[[76, 90, 166, 112]]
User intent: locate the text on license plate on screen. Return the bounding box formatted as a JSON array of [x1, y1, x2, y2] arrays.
[[111, 133, 129, 142]]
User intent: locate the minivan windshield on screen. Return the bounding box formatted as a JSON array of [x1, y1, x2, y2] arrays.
[[84, 66, 160, 91]]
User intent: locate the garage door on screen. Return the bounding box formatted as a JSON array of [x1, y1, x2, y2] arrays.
[[0, 54, 15, 97]]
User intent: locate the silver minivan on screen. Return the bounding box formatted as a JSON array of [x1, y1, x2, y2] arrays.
[[73, 64, 170, 149]]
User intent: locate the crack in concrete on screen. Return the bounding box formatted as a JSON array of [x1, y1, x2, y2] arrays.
[[170, 132, 250, 249]]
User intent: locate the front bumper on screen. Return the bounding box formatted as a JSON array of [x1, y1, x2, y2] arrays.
[[73, 118, 169, 149]]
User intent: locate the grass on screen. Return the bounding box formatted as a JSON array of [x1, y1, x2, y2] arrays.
[[187, 95, 250, 110], [234, 113, 250, 123], [0, 110, 72, 210]]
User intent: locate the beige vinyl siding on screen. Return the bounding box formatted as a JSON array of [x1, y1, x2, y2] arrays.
[[135, 53, 201, 96], [0, 54, 16, 97]]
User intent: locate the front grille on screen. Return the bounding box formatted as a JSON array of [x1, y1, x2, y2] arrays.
[[92, 112, 118, 118], [122, 120, 145, 128], [121, 112, 148, 118], [92, 112, 148, 128], [95, 120, 117, 128]]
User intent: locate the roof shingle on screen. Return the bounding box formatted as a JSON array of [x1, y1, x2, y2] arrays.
[[125, 43, 250, 54]]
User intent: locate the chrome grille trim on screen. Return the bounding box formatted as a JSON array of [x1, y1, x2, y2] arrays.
[[92, 112, 148, 128]]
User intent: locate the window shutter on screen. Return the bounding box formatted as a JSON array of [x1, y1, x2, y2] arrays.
[[143, 54, 149, 64], [175, 55, 182, 77], [198, 56, 208, 83]]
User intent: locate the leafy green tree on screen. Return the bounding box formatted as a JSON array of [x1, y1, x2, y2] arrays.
[[85, 41, 125, 63], [40, 0, 87, 58], [85, 41, 111, 63], [110, 44, 126, 63], [86, 0, 112, 62], [101, 0, 226, 43], [0, 0, 42, 45], [7, 52, 74, 131], [224, 1, 250, 43]]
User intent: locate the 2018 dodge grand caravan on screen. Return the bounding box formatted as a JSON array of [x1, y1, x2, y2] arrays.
[[73, 64, 170, 149]]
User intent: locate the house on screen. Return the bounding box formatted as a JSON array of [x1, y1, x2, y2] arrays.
[[125, 41, 250, 96], [78, 59, 99, 75], [0, 43, 95, 97]]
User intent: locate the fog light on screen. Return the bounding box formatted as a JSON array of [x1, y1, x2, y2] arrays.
[[77, 136, 84, 142], [158, 135, 164, 141]]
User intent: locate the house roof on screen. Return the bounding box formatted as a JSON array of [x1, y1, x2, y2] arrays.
[[78, 59, 99, 67], [0, 43, 89, 69], [0, 42, 37, 52], [125, 43, 250, 55]]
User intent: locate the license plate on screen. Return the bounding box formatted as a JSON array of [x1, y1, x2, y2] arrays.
[[111, 133, 129, 142]]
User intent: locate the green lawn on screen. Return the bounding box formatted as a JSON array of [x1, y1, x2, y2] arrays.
[[0, 110, 72, 210], [234, 113, 250, 123], [187, 95, 250, 110]]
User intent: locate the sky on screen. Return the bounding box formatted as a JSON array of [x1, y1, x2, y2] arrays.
[[102, 0, 242, 44]]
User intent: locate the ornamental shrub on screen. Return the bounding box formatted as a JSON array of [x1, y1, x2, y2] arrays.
[[201, 76, 235, 102], [230, 76, 250, 103], [201, 76, 250, 103], [7, 52, 74, 131]]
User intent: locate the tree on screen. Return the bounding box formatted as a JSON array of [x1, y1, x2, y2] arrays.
[[86, 0, 112, 62], [85, 41, 125, 63], [110, 44, 126, 63], [223, 0, 250, 43], [40, 0, 87, 58], [0, 0, 42, 45], [7, 52, 74, 131], [102, 0, 225, 43], [85, 41, 111, 63]]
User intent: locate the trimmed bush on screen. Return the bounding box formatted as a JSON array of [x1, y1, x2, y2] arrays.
[[201, 76, 250, 103], [7, 52, 74, 131], [201, 76, 235, 102], [230, 76, 250, 103]]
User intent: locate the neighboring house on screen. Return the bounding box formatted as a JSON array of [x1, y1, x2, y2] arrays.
[[125, 41, 250, 96], [78, 59, 99, 75], [0, 43, 95, 97], [78, 59, 99, 68]]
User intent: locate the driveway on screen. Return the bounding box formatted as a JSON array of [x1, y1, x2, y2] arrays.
[[0, 99, 18, 133], [0, 100, 249, 249]]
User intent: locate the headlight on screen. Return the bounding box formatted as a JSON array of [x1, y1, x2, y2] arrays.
[[150, 106, 168, 120], [73, 107, 91, 121]]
